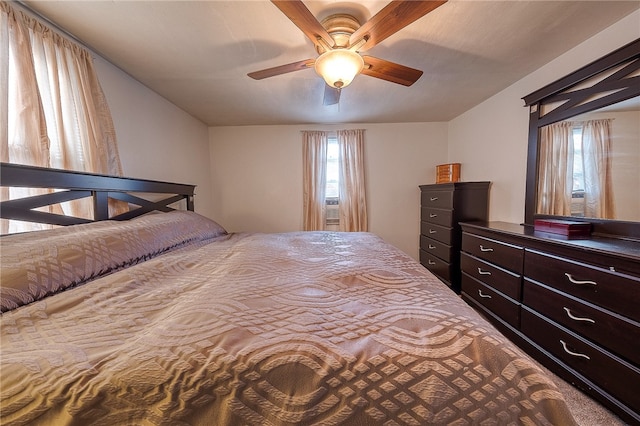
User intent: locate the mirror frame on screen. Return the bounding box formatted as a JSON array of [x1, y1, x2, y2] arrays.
[[522, 38, 640, 240]]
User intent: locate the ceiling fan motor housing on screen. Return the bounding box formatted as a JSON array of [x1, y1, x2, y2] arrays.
[[318, 14, 361, 52]]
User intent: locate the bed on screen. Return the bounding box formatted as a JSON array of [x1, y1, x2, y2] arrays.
[[0, 163, 577, 425]]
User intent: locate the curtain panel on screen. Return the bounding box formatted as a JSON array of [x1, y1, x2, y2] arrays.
[[302, 131, 328, 231], [536, 121, 574, 216], [337, 129, 367, 232], [582, 119, 614, 219], [0, 1, 124, 233]]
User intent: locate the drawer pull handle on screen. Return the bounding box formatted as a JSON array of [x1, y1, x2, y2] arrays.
[[430, 197, 438, 201], [477, 268, 492, 276], [560, 340, 590, 360], [429, 213, 438, 218], [563, 307, 595, 324], [564, 273, 597, 286], [428, 260, 436, 265], [429, 229, 437, 234], [479, 245, 494, 252], [478, 290, 492, 299], [428, 245, 436, 249]]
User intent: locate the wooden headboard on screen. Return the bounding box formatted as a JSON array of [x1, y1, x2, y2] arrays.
[[0, 162, 195, 227]]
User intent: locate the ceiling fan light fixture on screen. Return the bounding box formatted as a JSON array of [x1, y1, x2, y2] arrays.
[[314, 49, 364, 89]]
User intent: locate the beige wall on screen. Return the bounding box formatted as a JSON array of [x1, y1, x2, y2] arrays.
[[448, 10, 640, 225], [94, 57, 214, 217], [209, 123, 448, 258]]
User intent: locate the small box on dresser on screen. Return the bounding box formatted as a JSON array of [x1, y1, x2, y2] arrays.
[[419, 182, 490, 293], [534, 218, 592, 237], [436, 163, 461, 184]]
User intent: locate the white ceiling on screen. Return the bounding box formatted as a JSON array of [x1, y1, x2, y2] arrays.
[[21, 0, 640, 127]]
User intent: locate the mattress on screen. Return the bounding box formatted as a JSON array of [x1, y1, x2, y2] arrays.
[[0, 211, 576, 425]]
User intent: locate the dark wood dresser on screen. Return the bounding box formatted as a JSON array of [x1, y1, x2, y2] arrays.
[[460, 221, 640, 423], [419, 182, 490, 293]]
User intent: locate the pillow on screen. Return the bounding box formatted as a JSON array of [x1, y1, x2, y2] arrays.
[[0, 211, 226, 313]]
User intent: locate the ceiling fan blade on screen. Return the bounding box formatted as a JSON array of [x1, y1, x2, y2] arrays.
[[323, 85, 341, 106], [350, 1, 447, 52], [248, 59, 315, 80], [361, 56, 423, 86], [271, 0, 335, 52]]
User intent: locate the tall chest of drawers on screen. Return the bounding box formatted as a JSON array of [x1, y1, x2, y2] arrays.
[[419, 182, 490, 293], [460, 221, 640, 424]]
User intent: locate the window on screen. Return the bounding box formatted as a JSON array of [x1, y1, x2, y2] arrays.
[[326, 137, 339, 199], [571, 126, 586, 217], [302, 129, 366, 232], [325, 137, 340, 227], [572, 126, 585, 193]]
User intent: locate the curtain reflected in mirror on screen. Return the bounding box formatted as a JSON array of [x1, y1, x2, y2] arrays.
[[537, 122, 574, 216], [536, 98, 640, 222]]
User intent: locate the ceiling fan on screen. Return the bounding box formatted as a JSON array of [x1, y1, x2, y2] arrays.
[[248, 0, 448, 105]]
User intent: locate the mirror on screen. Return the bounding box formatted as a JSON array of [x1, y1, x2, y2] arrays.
[[523, 38, 640, 239], [536, 97, 640, 222]]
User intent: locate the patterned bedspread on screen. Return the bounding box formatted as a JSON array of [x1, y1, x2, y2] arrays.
[[0, 211, 576, 425]]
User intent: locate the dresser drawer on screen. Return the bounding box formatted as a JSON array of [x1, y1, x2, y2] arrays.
[[523, 279, 640, 366], [525, 250, 639, 323], [421, 207, 453, 227], [421, 221, 452, 245], [461, 274, 520, 328], [460, 252, 522, 300], [420, 189, 453, 209], [420, 235, 453, 263], [521, 307, 640, 412], [462, 232, 524, 273], [420, 250, 451, 283]]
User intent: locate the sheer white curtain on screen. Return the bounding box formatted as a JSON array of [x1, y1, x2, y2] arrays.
[[536, 121, 574, 216], [337, 129, 367, 232], [1, 1, 124, 233], [302, 131, 328, 231], [30, 21, 122, 177], [2, 3, 53, 233], [582, 119, 615, 218]]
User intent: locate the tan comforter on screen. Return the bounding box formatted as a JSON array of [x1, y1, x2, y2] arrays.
[[0, 211, 576, 425]]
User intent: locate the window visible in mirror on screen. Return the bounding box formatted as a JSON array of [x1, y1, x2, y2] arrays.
[[571, 126, 585, 217], [572, 127, 584, 193]]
